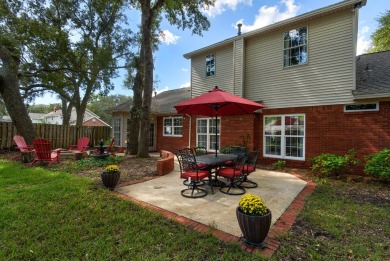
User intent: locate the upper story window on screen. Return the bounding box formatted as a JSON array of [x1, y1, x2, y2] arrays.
[[163, 117, 183, 136], [344, 103, 379, 112], [206, 54, 215, 76], [283, 26, 308, 67]]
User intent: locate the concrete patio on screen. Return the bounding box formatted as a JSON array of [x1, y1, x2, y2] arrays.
[[116, 159, 308, 238]]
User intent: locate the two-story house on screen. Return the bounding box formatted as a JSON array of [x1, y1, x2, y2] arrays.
[[108, 0, 390, 169], [177, 0, 388, 168]]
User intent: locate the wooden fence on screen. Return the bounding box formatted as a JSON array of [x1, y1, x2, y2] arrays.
[[0, 122, 111, 149]]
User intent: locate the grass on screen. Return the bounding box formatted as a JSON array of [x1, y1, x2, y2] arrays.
[[1, 158, 389, 260], [274, 178, 390, 260], [0, 160, 261, 260]]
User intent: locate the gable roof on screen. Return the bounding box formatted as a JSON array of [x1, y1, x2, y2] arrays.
[[353, 50, 390, 99], [107, 87, 191, 115], [183, 0, 366, 59]]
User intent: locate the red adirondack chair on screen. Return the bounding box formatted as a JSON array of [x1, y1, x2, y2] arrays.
[[92, 137, 116, 156], [106, 137, 115, 154], [30, 139, 61, 166], [68, 137, 90, 152], [13, 135, 35, 160]]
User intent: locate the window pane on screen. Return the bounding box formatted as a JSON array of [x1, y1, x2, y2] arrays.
[[209, 134, 220, 151], [197, 135, 207, 148], [174, 118, 182, 126], [265, 116, 282, 135], [286, 137, 303, 157], [265, 137, 281, 155], [209, 119, 220, 134], [174, 127, 182, 135], [164, 118, 172, 126], [197, 119, 207, 134]]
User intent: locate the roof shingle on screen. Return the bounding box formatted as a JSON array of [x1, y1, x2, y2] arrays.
[[107, 87, 191, 114], [354, 50, 390, 99]]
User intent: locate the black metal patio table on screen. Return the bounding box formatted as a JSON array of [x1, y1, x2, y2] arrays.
[[195, 153, 238, 193]]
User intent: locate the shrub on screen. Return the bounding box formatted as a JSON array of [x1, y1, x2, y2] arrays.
[[219, 145, 246, 154], [238, 194, 268, 216], [311, 149, 359, 176], [364, 148, 390, 179], [272, 160, 286, 170]]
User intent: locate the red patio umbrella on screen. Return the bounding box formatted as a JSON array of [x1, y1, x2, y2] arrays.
[[174, 86, 267, 156]]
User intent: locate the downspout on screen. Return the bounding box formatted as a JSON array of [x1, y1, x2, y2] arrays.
[[186, 114, 191, 148]]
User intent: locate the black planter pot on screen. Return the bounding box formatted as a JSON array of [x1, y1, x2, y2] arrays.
[[101, 171, 120, 190], [236, 207, 272, 247]]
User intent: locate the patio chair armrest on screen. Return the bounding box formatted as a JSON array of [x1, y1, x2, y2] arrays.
[[53, 148, 62, 154], [68, 144, 76, 150], [18, 146, 35, 151]]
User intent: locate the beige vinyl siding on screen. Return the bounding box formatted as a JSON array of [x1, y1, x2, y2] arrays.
[[233, 39, 244, 96], [190, 44, 234, 97], [245, 9, 356, 108]]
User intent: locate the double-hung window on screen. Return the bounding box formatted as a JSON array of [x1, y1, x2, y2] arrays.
[[163, 117, 183, 136], [264, 115, 305, 160], [283, 26, 308, 67], [206, 54, 215, 76], [197, 118, 220, 151]]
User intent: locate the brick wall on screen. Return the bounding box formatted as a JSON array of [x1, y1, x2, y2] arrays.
[[259, 101, 390, 169], [156, 102, 390, 171], [157, 150, 174, 176], [156, 115, 191, 153], [156, 114, 258, 153]]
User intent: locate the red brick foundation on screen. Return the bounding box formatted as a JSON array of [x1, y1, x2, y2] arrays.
[[156, 150, 174, 176]]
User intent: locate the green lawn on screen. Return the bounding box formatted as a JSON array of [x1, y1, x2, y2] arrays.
[[1, 159, 389, 260], [275, 178, 390, 260], [0, 160, 259, 260]]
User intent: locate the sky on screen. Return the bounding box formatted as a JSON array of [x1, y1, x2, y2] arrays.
[[34, 0, 389, 105]]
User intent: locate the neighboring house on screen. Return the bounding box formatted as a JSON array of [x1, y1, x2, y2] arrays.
[[42, 108, 111, 127], [29, 113, 46, 123], [106, 87, 191, 150], [0, 113, 46, 123], [107, 0, 390, 170]]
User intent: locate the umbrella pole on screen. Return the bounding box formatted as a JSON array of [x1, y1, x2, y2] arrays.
[[215, 114, 218, 157]]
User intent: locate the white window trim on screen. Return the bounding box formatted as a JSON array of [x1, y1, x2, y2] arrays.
[[163, 117, 183, 137], [344, 102, 379, 112], [196, 117, 220, 152], [283, 26, 308, 68], [263, 114, 306, 161]]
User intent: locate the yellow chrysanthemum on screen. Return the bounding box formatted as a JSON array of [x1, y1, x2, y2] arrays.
[[105, 165, 119, 173], [238, 194, 268, 216]]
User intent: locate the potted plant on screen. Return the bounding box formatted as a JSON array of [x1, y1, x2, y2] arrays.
[[236, 194, 272, 247], [101, 164, 120, 190]]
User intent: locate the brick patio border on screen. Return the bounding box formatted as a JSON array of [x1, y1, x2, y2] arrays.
[[114, 173, 316, 258]]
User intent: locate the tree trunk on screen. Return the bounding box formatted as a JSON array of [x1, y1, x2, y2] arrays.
[[137, 2, 153, 158], [61, 98, 72, 125], [127, 55, 143, 155], [0, 46, 35, 144]]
